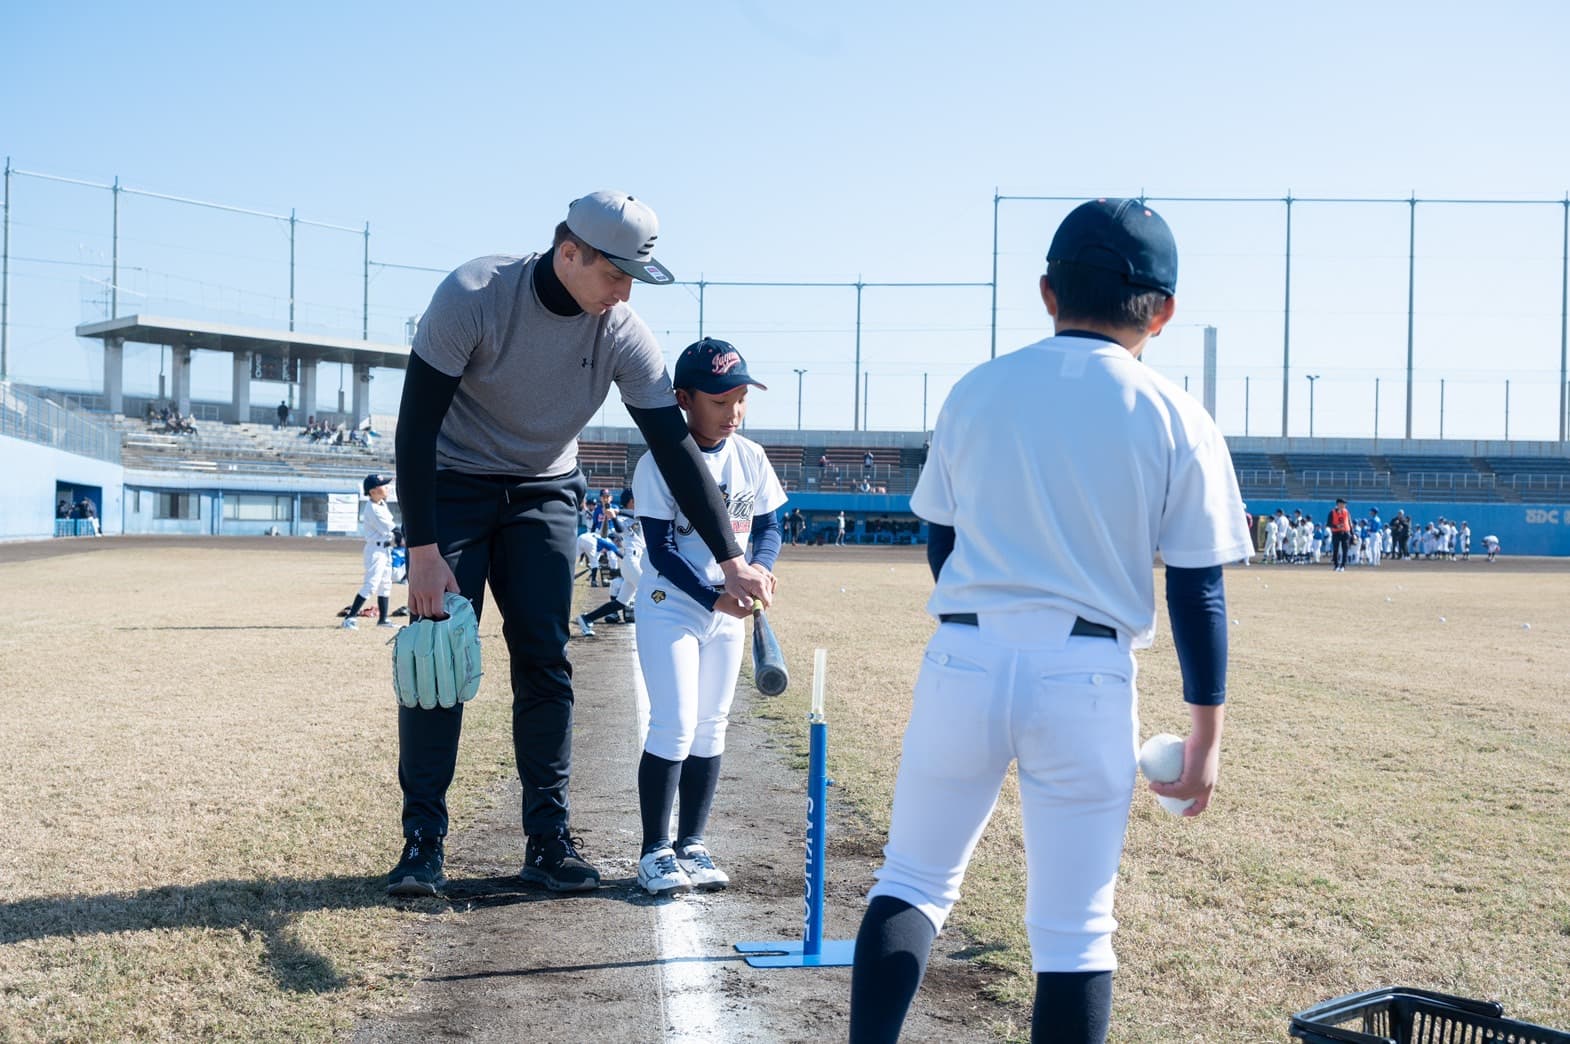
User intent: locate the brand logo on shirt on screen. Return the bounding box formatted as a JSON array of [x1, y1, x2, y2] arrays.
[[581, 358, 591, 368], [651, 589, 666, 604]]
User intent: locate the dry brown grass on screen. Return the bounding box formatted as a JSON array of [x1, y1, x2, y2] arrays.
[[0, 545, 516, 1042], [759, 547, 1570, 1043], [4, 542, 1569, 1042]]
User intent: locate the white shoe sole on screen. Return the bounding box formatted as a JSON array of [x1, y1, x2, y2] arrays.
[[638, 873, 692, 896]]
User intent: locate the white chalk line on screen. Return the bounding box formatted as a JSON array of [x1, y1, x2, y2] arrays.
[[626, 634, 727, 1043]]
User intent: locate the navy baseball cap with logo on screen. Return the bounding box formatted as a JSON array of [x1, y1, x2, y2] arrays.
[[363, 472, 392, 494], [673, 338, 769, 394], [565, 190, 674, 285], [1046, 198, 1178, 296]]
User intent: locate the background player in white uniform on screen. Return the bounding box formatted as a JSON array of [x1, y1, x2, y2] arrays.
[[848, 200, 1252, 1044], [631, 339, 786, 896], [577, 489, 645, 634], [339, 473, 400, 630]]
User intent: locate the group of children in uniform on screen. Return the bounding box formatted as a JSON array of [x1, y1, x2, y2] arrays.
[[1256, 506, 1495, 565]]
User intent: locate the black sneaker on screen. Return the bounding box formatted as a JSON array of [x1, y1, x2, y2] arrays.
[[519, 827, 601, 892], [386, 834, 447, 897]]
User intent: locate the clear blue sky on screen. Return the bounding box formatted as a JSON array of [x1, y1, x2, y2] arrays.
[[5, 1, 1569, 438]]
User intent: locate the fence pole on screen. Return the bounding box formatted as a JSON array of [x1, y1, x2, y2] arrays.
[[1, 157, 9, 380], [362, 222, 370, 340], [1560, 196, 1568, 441], [289, 209, 297, 332], [111, 176, 120, 319], [1280, 194, 1293, 437], [990, 190, 1000, 360], [853, 280, 863, 430], [1404, 195, 1417, 439]]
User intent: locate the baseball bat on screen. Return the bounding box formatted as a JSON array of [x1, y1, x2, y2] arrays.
[[750, 598, 790, 697]]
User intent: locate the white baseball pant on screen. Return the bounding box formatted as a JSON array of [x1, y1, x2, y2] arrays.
[[358, 544, 392, 598], [868, 607, 1139, 972], [634, 579, 744, 761], [610, 550, 643, 605]]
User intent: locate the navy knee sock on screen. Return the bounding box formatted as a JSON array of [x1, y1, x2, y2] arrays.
[[582, 599, 625, 625], [377, 595, 389, 623], [637, 751, 681, 852], [1032, 970, 1113, 1044], [675, 754, 721, 848], [347, 594, 366, 618], [848, 896, 936, 1043]]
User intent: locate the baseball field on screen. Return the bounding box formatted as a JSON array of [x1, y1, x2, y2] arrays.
[[2, 538, 1568, 1042]]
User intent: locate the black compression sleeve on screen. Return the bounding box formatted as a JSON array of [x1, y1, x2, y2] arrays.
[[394, 353, 462, 547], [926, 523, 956, 581], [1165, 564, 1228, 705], [627, 404, 744, 563]]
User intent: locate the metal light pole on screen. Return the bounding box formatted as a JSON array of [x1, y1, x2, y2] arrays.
[[1306, 374, 1321, 437], [922, 372, 929, 431], [1439, 378, 1446, 439], [862, 372, 869, 430], [793, 368, 806, 431]]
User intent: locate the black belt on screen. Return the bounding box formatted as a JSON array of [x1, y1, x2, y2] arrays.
[[376, 540, 392, 547], [939, 612, 1117, 640]]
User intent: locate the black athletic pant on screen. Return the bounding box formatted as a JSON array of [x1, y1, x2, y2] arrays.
[[1332, 531, 1351, 568], [398, 468, 588, 839]]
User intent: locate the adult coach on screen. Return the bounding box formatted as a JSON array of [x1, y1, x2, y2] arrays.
[[848, 199, 1251, 1043], [387, 190, 771, 898]]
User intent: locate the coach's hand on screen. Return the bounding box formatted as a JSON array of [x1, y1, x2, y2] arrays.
[[408, 543, 461, 618], [719, 555, 772, 609]]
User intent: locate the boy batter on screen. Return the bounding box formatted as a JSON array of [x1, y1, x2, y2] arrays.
[[339, 473, 399, 629], [849, 200, 1251, 1043], [631, 339, 786, 895]]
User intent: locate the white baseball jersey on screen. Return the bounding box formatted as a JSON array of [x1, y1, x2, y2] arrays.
[[913, 336, 1252, 647], [632, 433, 786, 592]]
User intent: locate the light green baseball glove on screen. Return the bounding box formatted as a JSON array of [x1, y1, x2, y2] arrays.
[[393, 592, 483, 710]]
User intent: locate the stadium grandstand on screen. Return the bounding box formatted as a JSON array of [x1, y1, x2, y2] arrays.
[[4, 312, 1570, 552]]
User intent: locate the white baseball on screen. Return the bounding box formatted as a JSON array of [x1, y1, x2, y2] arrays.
[[1137, 733, 1195, 816]]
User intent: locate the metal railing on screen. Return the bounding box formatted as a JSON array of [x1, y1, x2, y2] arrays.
[[1299, 469, 1392, 490], [0, 381, 121, 464], [1401, 472, 1496, 491], [1236, 468, 1287, 487], [1506, 473, 1570, 494]]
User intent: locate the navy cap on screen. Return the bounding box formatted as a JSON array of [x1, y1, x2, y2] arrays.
[[673, 338, 768, 394], [363, 472, 392, 494], [619, 489, 634, 508], [1046, 199, 1178, 296]]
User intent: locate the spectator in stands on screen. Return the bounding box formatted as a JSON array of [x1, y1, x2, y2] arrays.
[[78, 498, 99, 536], [276, 400, 291, 429], [144, 401, 158, 424], [859, 477, 872, 493], [56, 499, 71, 519], [863, 450, 875, 477]]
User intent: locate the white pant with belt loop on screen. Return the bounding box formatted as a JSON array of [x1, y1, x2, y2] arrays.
[[868, 607, 1139, 972]]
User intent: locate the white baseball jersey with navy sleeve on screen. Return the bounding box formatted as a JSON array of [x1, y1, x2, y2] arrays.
[[632, 434, 786, 591]]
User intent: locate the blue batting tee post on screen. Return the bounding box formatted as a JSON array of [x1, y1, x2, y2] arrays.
[[736, 648, 855, 968]]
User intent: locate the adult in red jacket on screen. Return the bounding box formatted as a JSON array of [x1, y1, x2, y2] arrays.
[[1327, 498, 1353, 572]]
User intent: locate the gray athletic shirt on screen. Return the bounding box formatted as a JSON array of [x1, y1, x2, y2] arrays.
[[411, 253, 675, 477]]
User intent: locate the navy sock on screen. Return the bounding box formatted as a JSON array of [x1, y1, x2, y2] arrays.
[[638, 751, 681, 852], [582, 599, 624, 625], [376, 596, 389, 622], [675, 754, 721, 848], [848, 896, 936, 1043], [347, 594, 366, 618], [1032, 970, 1113, 1044]]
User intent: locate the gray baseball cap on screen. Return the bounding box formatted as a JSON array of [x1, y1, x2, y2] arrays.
[[565, 190, 674, 285]]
